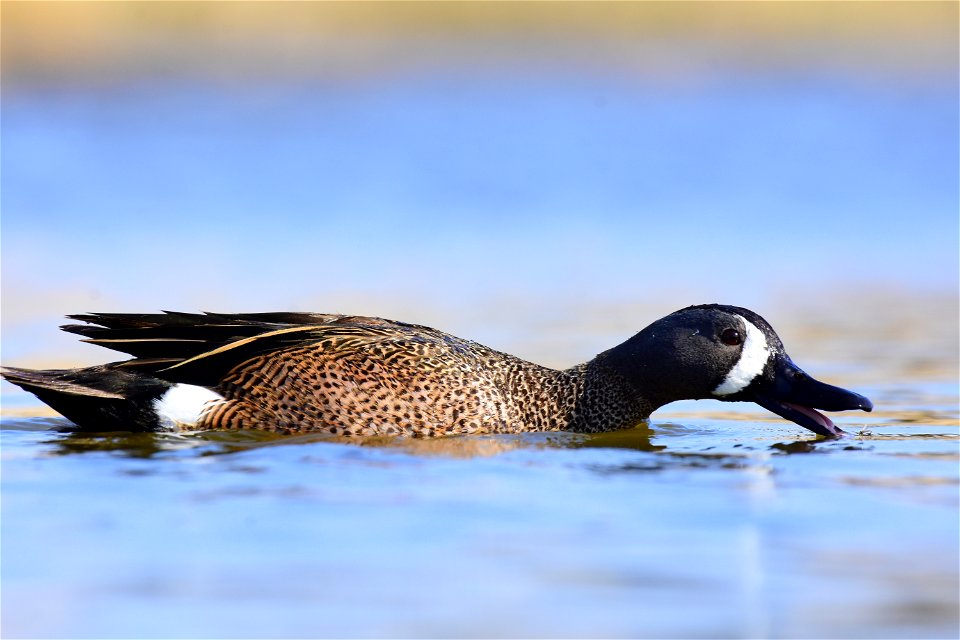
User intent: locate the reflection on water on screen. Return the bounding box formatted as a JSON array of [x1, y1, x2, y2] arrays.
[[12, 411, 954, 462]]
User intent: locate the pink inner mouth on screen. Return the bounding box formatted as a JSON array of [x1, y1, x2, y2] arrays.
[[782, 402, 839, 434]]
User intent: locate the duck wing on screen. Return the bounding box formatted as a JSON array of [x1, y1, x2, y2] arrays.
[[61, 312, 451, 386]]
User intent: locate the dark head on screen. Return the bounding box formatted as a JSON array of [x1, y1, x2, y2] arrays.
[[599, 304, 873, 437]]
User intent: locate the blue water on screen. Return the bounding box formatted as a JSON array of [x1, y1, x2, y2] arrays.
[[2, 70, 957, 322], [2, 407, 957, 639]]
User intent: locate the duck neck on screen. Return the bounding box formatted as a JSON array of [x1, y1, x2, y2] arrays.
[[562, 360, 655, 433]]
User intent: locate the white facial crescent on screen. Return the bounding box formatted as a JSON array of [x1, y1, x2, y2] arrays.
[[712, 316, 770, 396]]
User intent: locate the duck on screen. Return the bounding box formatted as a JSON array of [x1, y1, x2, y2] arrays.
[[0, 305, 873, 438]]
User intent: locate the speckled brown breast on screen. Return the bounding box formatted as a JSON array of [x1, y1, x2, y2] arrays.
[[196, 323, 651, 436]]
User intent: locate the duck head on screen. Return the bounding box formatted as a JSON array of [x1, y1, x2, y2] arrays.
[[600, 304, 873, 437]]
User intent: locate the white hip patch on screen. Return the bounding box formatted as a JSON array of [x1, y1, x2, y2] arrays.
[[713, 316, 770, 396], [153, 384, 224, 431]]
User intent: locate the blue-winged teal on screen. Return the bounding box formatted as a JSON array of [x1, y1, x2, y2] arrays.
[[1, 305, 872, 438]]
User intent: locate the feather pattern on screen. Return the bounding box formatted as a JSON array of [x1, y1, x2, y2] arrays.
[[2, 305, 874, 437], [40, 312, 650, 435]]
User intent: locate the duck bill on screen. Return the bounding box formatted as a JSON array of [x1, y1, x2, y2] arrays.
[[751, 357, 873, 438]]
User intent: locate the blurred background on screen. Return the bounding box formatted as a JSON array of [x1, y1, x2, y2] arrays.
[[2, 6, 958, 640], [2, 1, 957, 371]]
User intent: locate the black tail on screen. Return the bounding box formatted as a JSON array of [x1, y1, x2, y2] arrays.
[[1, 366, 172, 432]]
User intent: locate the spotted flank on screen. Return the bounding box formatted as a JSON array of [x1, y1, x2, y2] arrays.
[[0, 305, 874, 438]]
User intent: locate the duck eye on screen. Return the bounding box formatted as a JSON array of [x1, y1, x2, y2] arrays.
[[720, 328, 742, 346]]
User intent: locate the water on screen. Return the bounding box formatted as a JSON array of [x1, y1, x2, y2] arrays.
[[2, 54, 958, 639], [2, 391, 957, 639]]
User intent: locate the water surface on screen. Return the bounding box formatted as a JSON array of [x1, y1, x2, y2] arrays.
[[2, 373, 957, 639]]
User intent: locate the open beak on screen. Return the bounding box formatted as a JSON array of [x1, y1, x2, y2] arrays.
[[750, 356, 873, 438]]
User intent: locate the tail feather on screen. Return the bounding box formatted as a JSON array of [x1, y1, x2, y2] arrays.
[[3, 311, 398, 431], [1, 365, 172, 432], [59, 311, 340, 361]]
